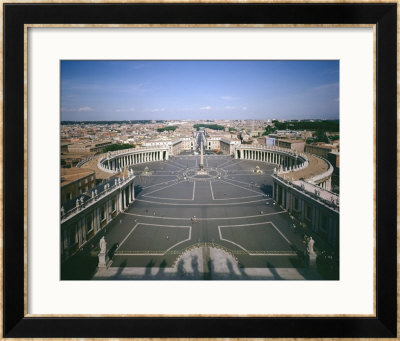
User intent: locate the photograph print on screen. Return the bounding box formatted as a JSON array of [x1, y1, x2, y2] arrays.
[[60, 60, 340, 280]]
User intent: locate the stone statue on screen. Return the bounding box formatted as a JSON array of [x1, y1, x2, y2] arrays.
[[307, 237, 315, 255], [99, 236, 107, 254]]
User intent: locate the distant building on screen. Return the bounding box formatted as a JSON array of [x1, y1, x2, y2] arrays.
[[61, 168, 96, 204], [220, 138, 241, 155], [206, 136, 223, 150], [257, 137, 267, 146], [180, 137, 195, 151], [143, 137, 195, 155], [266, 137, 276, 147], [305, 144, 338, 159], [67, 140, 112, 153], [276, 139, 306, 153]]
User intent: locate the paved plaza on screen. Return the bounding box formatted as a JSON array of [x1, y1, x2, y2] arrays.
[[62, 155, 334, 280]]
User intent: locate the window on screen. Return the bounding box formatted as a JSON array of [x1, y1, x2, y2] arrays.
[[85, 178, 88, 184], [112, 198, 116, 212], [294, 197, 299, 210], [78, 182, 81, 187], [68, 225, 77, 247], [100, 205, 106, 221], [86, 214, 93, 233], [306, 205, 312, 220], [91, 175, 94, 181], [320, 214, 328, 233]]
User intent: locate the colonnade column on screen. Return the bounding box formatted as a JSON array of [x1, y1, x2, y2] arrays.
[[282, 188, 286, 209], [119, 187, 123, 211]]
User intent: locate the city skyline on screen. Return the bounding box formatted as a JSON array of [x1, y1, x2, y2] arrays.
[[61, 60, 339, 121]]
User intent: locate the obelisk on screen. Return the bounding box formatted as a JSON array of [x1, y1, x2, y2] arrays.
[[200, 142, 204, 170]]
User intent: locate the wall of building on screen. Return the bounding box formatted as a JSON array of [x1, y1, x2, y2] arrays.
[[61, 175, 135, 261], [266, 137, 276, 147], [305, 144, 338, 159], [276, 139, 305, 153], [273, 176, 339, 247], [61, 171, 96, 204]]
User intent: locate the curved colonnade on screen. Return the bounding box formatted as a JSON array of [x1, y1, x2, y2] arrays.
[[95, 145, 333, 191], [235, 145, 308, 172], [234, 145, 338, 246], [68, 145, 338, 259], [98, 147, 170, 174], [236, 145, 333, 191]]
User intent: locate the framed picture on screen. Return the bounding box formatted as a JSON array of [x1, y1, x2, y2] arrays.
[[3, 1, 397, 338]]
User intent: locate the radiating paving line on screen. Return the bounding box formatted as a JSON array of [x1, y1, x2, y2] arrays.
[[143, 181, 195, 201], [115, 223, 192, 256], [142, 180, 184, 196], [221, 159, 248, 169], [218, 222, 293, 256], [192, 180, 196, 200], [215, 158, 236, 169], [122, 210, 285, 221], [141, 178, 178, 190], [165, 160, 186, 170], [220, 179, 263, 195], [135, 198, 271, 206], [209, 181, 262, 200]]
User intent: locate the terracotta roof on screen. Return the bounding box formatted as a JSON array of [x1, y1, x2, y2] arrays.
[[80, 155, 115, 180], [61, 168, 95, 187], [285, 154, 329, 181], [307, 144, 337, 150], [278, 139, 305, 144]]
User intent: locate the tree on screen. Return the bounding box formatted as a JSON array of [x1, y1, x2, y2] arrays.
[[103, 144, 136, 152]]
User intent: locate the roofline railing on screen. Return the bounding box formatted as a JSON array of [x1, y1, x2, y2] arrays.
[[273, 174, 339, 211], [61, 172, 135, 222]]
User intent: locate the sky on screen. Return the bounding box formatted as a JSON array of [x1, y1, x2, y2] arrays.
[[61, 60, 339, 121]]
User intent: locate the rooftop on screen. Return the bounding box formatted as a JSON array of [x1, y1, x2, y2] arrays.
[[306, 144, 337, 150], [284, 154, 329, 181], [61, 168, 95, 187], [278, 139, 305, 144], [80, 155, 115, 180]]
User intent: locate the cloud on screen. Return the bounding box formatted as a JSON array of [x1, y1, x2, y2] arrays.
[[78, 106, 94, 112], [225, 106, 236, 110], [61, 106, 94, 112], [151, 108, 165, 112], [200, 106, 212, 110], [221, 96, 239, 101], [113, 107, 135, 113], [61, 107, 76, 112], [242, 106, 247, 110]]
